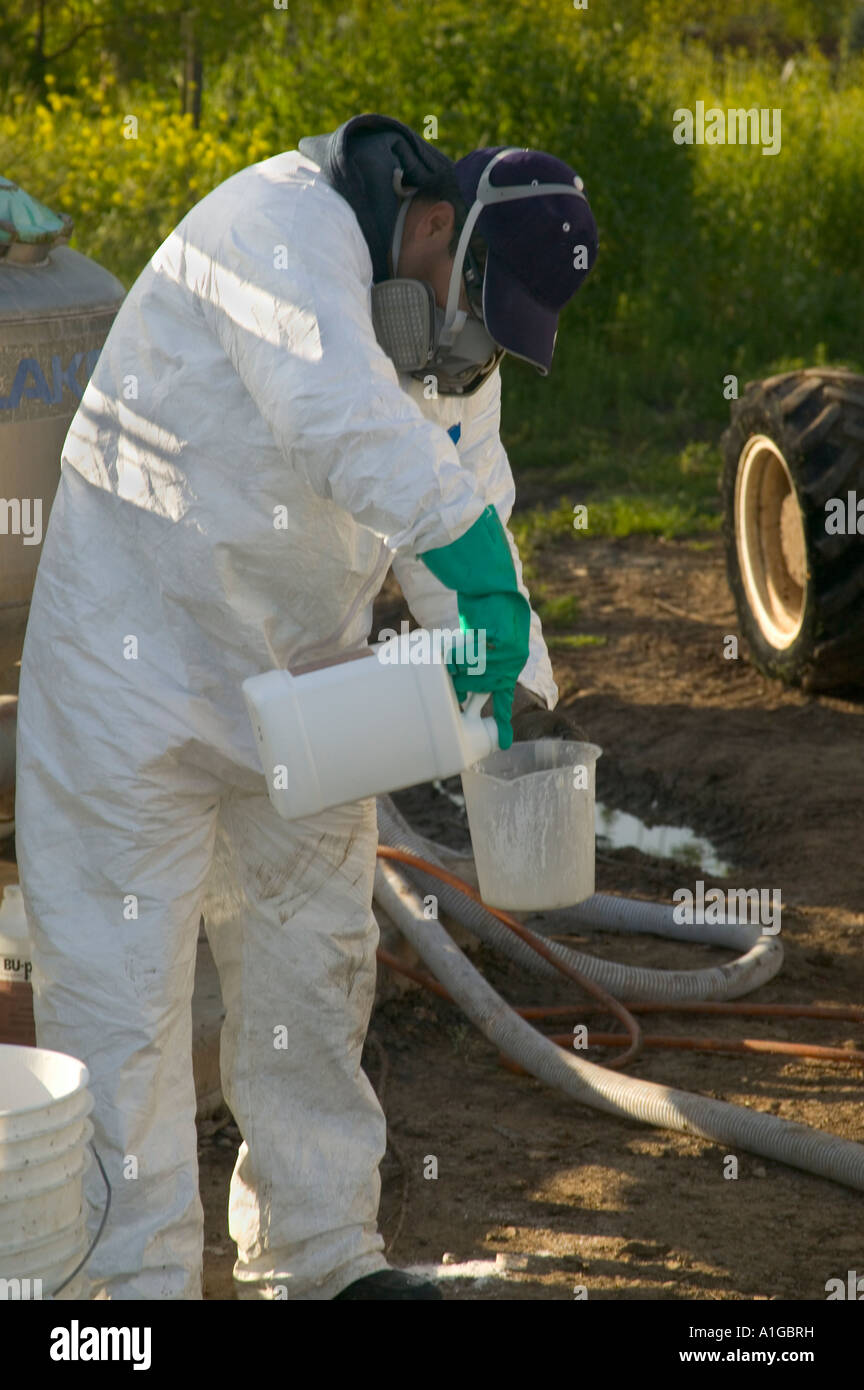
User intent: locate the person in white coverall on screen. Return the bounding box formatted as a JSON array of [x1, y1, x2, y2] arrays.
[[15, 114, 597, 1300]]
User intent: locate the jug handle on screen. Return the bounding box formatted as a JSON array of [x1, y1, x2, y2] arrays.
[[461, 691, 491, 719]]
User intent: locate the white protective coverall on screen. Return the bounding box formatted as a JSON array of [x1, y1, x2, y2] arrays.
[[15, 148, 557, 1301]]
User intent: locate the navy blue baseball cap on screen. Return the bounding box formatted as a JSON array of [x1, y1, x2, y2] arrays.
[[452, 147, 598, 374]]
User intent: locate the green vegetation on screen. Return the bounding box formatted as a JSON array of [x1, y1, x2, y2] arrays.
[[532, 593, 582, 630], [3, 0, 863, 537], [546, 634, 607, 651], [532, 590, 605, 653]]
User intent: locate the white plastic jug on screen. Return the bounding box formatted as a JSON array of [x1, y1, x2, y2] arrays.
[[461, 739, 602, 910], [243, 633, 498, 820], [0, 884, 35, 1047], [0, 884, 29, 963]]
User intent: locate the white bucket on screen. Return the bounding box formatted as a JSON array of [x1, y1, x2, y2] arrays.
[[0, 1221, 90, 1299], [0, 1109, 92, 1168], [0, 1045, 92, 1143], [0, 1215, 89, 1303], [0, 1150, 90, 1246], [0, 1046, 93, 1263], [0, 1267, 87, 1306], [0, 1117, 93, 1201], [243, 636, 498, 820], [461, 739, 603, 910], [0, 1212, 87, 1276]]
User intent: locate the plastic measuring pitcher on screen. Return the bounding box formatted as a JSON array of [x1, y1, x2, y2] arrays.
[[461, 739, 602, 910], [242, 632, 499, 820]]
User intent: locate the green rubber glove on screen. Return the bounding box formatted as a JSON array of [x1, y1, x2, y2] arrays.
[[418, 505, 531, 750]]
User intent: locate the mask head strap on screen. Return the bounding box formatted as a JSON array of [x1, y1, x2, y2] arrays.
[[389, 167, 418, 277], [442, 147, 589, 344]]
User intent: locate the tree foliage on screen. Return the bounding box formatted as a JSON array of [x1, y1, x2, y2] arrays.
[[2, 0, 863, 496]]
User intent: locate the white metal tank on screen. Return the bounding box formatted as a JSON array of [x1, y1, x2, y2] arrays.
[[0, 178, 125, 671]]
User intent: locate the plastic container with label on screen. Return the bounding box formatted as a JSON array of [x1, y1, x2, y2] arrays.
[[243, 635, 498, 820], [0, 884, 35, 1047]]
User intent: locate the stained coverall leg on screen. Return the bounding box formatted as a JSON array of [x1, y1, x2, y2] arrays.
[[15, 747, 220, 1300], [202, 787, 389, 1300]]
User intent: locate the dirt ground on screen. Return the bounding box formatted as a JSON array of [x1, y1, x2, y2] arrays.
[[200, 531, 864, 1300]]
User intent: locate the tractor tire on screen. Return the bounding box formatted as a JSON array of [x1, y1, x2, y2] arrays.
[[721, 367, 864, 692]]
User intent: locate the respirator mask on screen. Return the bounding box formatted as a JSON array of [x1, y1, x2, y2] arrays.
[[371, 154, 590, 394], [371, 176, 503, 397]]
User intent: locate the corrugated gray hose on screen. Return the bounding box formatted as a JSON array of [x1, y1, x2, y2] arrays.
[[376, 797, 782, 1001], [374, 797, 864, 1192]]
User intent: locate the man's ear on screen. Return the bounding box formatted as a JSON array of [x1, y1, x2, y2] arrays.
[[415, 198, 456, 246]]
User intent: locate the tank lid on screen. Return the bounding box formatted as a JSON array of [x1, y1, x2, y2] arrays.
[[0, 177, 73, 266]]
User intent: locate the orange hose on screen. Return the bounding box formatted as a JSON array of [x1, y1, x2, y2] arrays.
[[376, 844, 643, 1067], [376, 845, 861, 1074], [375, 951, 864, 1026], [542, 1033, 864, 1066], [516, 1002, 864, 1022], [376, 946, 451, 1000]]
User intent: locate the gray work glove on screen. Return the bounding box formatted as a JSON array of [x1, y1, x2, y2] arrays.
[[492, 684, 590, 743]]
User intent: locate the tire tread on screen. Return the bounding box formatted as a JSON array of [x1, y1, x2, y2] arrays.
[[720, 368, 864, 691]]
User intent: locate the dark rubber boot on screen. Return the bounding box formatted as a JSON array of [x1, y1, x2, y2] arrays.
[[332, 1270, 443, 1300]]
